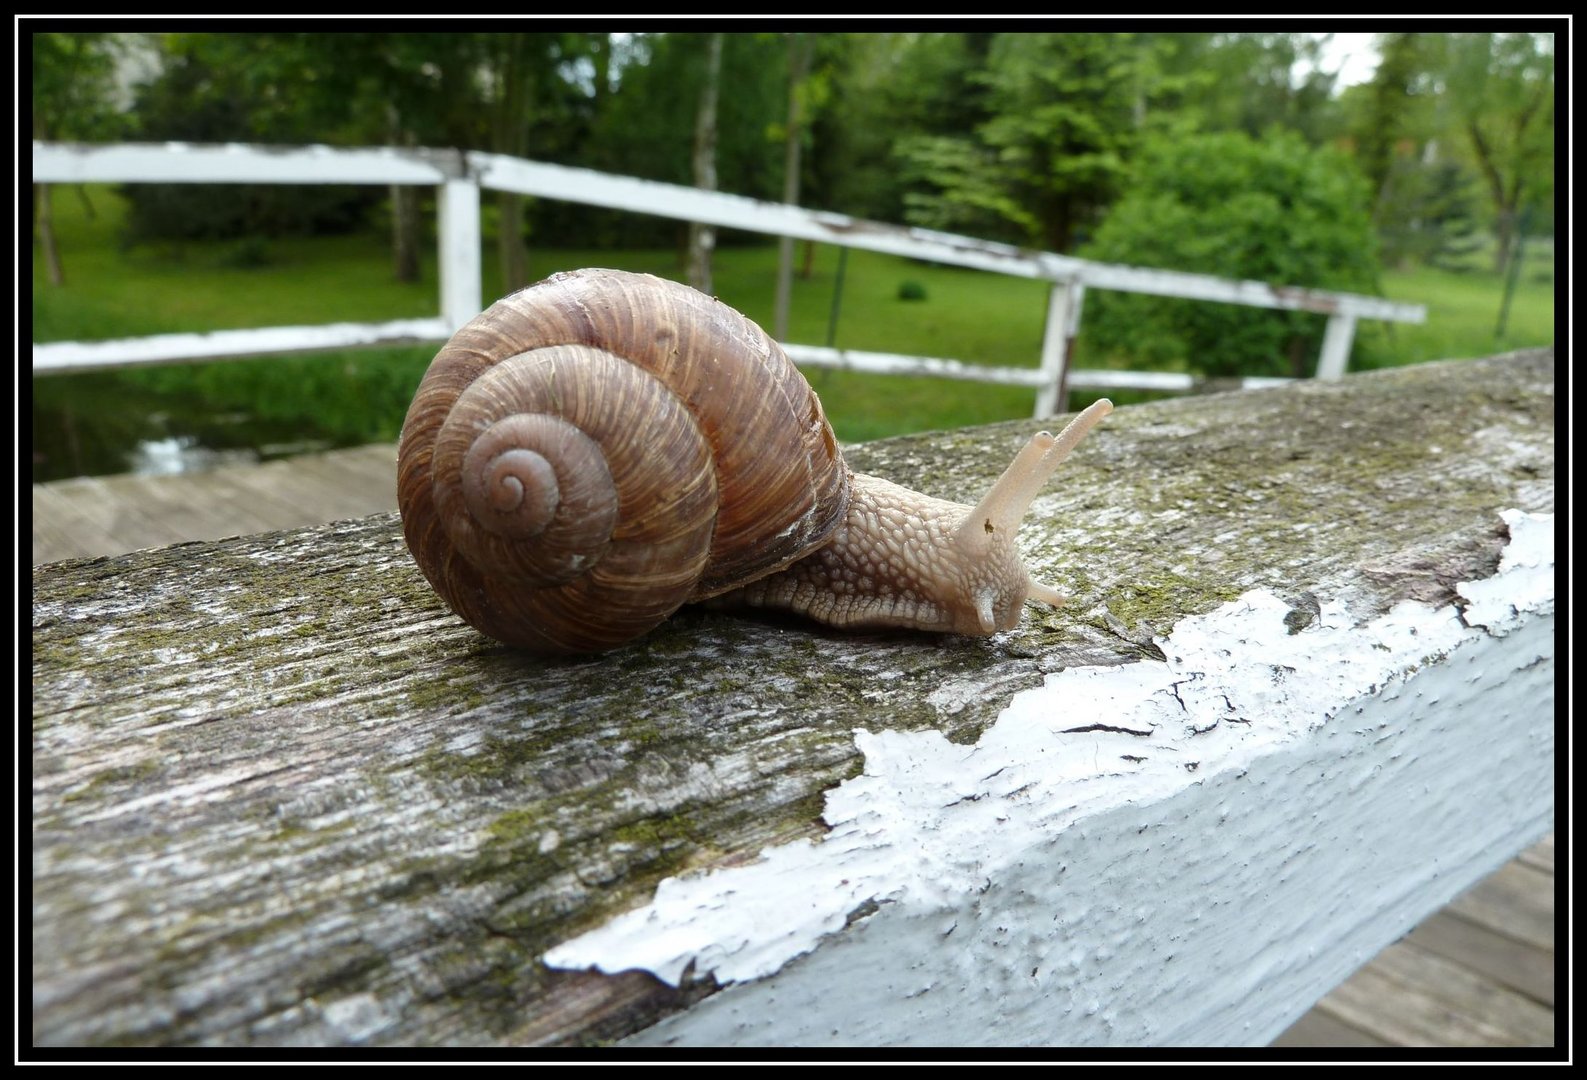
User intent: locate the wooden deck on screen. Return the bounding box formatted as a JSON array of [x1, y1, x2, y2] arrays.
[[1271, 833, 1554, 1048], [31, 443, 400, 565], [30, 446, 1557, 1050]]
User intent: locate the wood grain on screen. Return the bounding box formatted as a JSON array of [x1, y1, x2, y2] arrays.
[[32, 350, 1555, 1047]]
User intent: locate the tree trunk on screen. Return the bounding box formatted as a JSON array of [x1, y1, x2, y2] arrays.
[[391, 184, 420, 284], [773, 33, 814, 340], [687, 33, 723, 295], [498, 191, 529, 292], [1492, 208, 1517, 277], [492, 34, 534, 293], [1463, 72, 1549, 277], [1286, 333, 1310, 380], [388, 109, 421, 284], [36, 183, 64, 286], [590, 32, 611, 110]]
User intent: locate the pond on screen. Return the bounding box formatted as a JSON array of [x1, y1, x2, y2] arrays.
[[30, 344, 433, 485], [31, 368, 373, 485]]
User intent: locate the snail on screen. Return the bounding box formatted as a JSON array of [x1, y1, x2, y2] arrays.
[[397, 268, 1111, 655]]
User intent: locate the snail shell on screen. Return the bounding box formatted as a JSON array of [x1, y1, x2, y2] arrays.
[[398, 268, 849, 653], [399, 267, 1112, 655]]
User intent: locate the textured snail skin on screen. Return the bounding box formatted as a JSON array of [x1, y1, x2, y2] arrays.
[[397, 267, 1111, 654], [714, 405, 1113, 635]]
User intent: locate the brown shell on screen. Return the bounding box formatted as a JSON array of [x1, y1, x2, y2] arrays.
[[397, 268, 850, 654]]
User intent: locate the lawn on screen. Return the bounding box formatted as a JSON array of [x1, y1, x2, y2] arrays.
[[30, 183, 1556, 482]]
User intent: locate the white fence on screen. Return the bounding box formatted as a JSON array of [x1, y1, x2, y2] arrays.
[[31, 141, 1426, 416]]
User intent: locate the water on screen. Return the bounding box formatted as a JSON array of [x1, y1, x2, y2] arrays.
[[31, 372, 345, 484], [125, 435, 262, 476]]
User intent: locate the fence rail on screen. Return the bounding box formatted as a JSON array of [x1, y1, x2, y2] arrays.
[[32, 141, 1425, 412]]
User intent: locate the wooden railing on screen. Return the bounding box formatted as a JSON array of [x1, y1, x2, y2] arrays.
[[31, 141, 1426, 415], [30, 350, 1553, 1047]]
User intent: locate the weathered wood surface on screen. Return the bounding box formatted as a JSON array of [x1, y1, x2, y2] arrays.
[[31, 350, 1554, 1047]]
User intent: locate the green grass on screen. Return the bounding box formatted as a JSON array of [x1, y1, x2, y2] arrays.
[[31, 184, 1556, 480], [1358, 245, 1557, 366]]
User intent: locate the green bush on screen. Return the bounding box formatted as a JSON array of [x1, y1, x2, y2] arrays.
[[1079, 131, 1383, 379], [896, 279, 929, 301]]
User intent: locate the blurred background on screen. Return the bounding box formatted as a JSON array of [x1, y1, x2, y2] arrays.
[[31, 30, 1556, 485]]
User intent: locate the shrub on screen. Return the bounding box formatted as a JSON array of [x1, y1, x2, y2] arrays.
[[1079, 130, 1382, 379]]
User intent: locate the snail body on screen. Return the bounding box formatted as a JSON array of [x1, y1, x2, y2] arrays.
[[397, 268, 1110, 654]]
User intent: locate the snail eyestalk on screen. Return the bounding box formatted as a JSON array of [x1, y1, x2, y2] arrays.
[[960, 399, 1114, 549], [959, 399, 1113, 618]]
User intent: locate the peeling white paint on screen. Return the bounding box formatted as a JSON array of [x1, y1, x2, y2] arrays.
[[1456, 509, 1553, 631], [543, 511, 1554, 1045]]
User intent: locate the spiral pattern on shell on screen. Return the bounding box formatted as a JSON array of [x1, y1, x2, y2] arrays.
[[397, 269, 850, 654]]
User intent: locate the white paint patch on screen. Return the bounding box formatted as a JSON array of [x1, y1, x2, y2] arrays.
[[1456, 509, 1554, 631], [542, 512, 1554, 994]]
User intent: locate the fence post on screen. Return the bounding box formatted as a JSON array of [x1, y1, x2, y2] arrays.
[[438, 178, 483, 332], [1035, 279, 1085, 417], [1315, 312, 1358, 381]]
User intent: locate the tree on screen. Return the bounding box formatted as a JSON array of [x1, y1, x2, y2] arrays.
[[569, 33, 786, 252], [32, 32, 128, 284], [1374, 154, 1484, 270], [1079, 130, 1382, 379], [1185, 33, 1341, 145], [687, 33, 723, 294], [1349, 33, 1428, 209], [329, 33, 486, 284], [806, 33, 916, 223], [895, 33, 1172, 251], [1441, 32, 1554, 272], [772, 32, 814, 338], [1332, 33, 1481, 270]]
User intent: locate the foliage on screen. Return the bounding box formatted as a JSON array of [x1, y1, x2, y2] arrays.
[[36, 30, 1556, 273], [30, 29, 1560, 470], [32, 31, 128, 141], [885, 33, 1345, 253], [1346, 33, 1433, 204], [1336, 33, 1483, 271], [32, 32, 133, 283], [1374, 156, 1485, 270], [1438, 32, 1554, 272], [895, 33, 1151, 251], [542, 32, 789, 250], [805, 34, 917, 221], [1177, 33, 1341, 144], [1078, 130, 1382, 379], [116, 36, 381, 243]]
